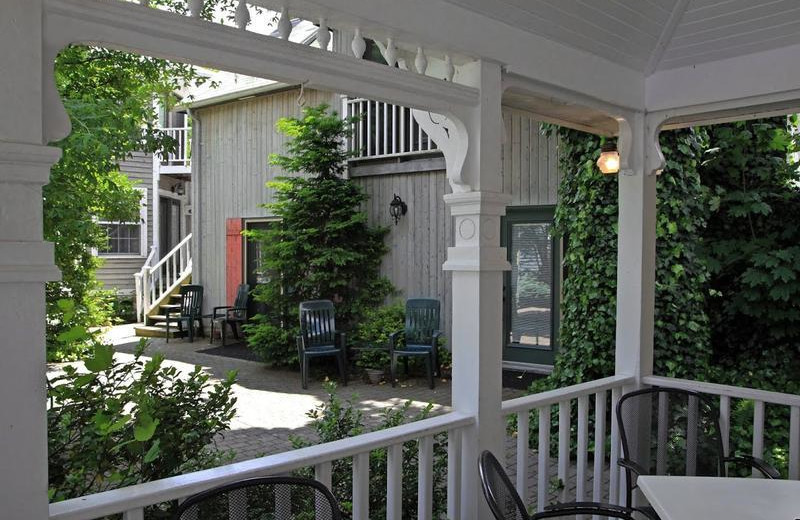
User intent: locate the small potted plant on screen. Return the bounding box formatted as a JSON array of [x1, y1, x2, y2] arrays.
[[352, 304, 405, 384], [437, 341, 452, 379], [356, 347, 390, 384]]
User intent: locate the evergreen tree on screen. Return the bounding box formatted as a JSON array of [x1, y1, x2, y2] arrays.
[[244, 104, 394, 366]]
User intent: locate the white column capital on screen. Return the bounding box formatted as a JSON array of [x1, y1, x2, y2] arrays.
[[0, 142, 62, 184], [617, 111, 665, 177], [443, 190, 512, 216]]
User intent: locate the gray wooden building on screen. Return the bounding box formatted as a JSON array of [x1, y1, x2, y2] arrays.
[[191, 85, 562, 370]]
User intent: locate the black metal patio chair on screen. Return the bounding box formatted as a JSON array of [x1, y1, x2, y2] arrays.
[[616, 387, 780, 517], [209, 283, 250, 347], [174, 476, 343, 519], [389, 298, 441, 390], [297, 300, 348, 390], [478, 450, 639, 520], [166, 284, 204, 343]]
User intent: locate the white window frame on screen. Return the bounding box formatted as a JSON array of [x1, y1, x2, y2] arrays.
[[96, 187, 148, 258]]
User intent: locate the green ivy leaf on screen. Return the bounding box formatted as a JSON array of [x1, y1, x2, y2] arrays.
[[134, 413, 159, 442]]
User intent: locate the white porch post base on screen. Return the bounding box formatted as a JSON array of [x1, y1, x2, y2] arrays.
[[444, 191, 511, 519]]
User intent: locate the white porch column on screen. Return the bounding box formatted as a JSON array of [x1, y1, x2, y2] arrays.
[[0, 1, 63, 518], [443, 60, 510, 520], [614, 112, 662, 383]]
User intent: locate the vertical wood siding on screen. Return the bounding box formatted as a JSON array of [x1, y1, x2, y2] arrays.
[[195, 94, 560, 344], [96, 151, 155, 295], [195, 88, 338, 312]]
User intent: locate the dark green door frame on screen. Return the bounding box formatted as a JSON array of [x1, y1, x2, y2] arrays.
[[501, 205, 561, 367]]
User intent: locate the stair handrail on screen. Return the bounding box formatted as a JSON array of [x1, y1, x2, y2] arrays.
[[142, 233, 192, 318], [133, 246, 159, 322]]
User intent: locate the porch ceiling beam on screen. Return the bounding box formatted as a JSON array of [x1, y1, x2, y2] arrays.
[[646, 40, 800, 120], [43, 0, 479, 114]]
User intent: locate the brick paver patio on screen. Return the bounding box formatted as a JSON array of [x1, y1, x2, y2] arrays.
[[97, 325, 526, 462]]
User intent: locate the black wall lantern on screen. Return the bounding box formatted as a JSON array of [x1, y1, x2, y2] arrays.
[[389, 194, 407, 225]]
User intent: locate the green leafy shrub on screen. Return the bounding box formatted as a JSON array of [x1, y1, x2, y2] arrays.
[[48, 337, 237, 513], [291, 384, 447, 519], [243, 104, 394, 366]]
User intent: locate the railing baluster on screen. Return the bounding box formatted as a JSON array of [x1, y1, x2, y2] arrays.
[[315, 461, 332, 489], [366, 101, 372, 157], [516, 410, 530, 503], [576, 395, 589, 502], [686, 394, 698, 476], [719, 395, 731, 457], [447, 427, 462, 520], [387, 443, 403, 520], [418, 435, 434, 520], [592, 391, 606, 516], [537, 406, 550, 512], [609, 386, 622, 505], [352, 452, 369, 520], [753, 400, 765, 467], [382, 102, 388, 155], [790, 406, 800, 480], [400, 106, 406, 153], [657, 392, 669, 475], [392, 104, 398, 154], [122, 508, 144, 520], [558, 400, 571, 503]]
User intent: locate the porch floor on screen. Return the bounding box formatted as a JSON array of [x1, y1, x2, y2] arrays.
[[92, 324, 528, 461]]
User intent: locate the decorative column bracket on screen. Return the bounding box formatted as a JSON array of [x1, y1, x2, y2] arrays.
[[617, 112, 666, 176]]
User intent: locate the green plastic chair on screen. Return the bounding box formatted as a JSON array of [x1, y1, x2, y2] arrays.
[[297, 300, 348, 389], [210, 283, 250, 347], [166, 284, 204, 343], [390, 298, 441, 389]]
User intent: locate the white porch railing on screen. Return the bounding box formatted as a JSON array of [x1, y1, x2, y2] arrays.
[[643, 375, 800, 480], [48, 411, 473, 520], [135, 233, 192, 319], [501, 374, 635, 512], [159, 126, 191, 174], [344, 98, 439, 161]]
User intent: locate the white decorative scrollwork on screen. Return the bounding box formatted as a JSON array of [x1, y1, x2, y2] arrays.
[[317, 18, 330, 50], [444, 55, 455, 82], [351, 28, 366, 58], [415, 47, 428, 75], [235, 0, 250, 29], [277, 7, 292, 39]]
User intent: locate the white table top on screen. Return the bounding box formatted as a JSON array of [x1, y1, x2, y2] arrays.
[[638, 476, 800, 520]]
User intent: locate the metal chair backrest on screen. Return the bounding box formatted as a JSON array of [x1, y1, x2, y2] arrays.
[[299, 300, 337, 347], [231, 283, 250, 319], [405, 298, 440, 345], [479, 450, 531, 520], [617, 387, 725, 480], [174, 476, 342, 519], [179, 284, 203, 317]]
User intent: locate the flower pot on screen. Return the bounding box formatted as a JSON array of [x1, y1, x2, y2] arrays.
[[365, 368, 384, 384]]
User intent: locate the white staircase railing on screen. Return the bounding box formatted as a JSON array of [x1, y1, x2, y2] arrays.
[[132, 247, 158, 322], [134, 233, 192, 321]]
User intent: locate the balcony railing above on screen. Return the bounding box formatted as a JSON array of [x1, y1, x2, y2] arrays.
[[159, 126, 191, 174], [345, 98, 439, 162]]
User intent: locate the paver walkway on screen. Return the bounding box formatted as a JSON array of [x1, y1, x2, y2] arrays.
[[97, 325, 526, 461]]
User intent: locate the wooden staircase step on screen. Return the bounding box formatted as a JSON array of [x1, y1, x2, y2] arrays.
[[134, 325, 180, 338], [160, 304, 181, 311]]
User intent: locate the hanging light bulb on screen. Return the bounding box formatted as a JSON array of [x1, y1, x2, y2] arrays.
[[597, 142, 620, 175]]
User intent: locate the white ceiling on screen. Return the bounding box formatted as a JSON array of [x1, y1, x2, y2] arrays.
[[442, 0, 800, 73]]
